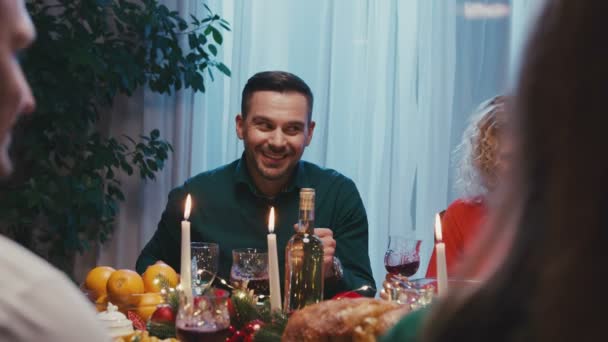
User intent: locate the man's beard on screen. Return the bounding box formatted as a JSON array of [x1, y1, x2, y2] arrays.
[[247, 146, 294, 182]]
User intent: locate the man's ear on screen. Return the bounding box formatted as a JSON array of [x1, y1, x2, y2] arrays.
[[236, 114, 244, 140], [305, 120, 316, 146]]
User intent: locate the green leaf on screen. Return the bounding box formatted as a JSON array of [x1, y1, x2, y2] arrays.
[[188, 33, 197, 49], [210, 26, 223, 44], [189, 14, 200, 26], [208, 44, 217, 56], [219, 22, 231, 31], [146, 159, 158, 171], [217, 62, 231, 76]]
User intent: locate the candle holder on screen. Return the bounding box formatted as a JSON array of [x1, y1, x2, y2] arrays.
[[175, 288, 231, 341]]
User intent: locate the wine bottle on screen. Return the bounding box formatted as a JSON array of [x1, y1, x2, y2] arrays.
[[284, 188, 325, 313]]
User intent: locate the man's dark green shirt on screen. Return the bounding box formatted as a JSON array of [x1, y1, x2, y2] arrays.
[[136, 155, 375, 298]]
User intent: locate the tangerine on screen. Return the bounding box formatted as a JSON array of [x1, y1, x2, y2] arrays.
[[84, 266, 115, 300], [107, 269, 144, 307], [95, 294, 109, 312], [142, 263, 179, 292], [136, 292, 164, 321]]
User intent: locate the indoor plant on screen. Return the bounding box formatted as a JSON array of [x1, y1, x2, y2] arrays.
[[0, 0, 230, 276]]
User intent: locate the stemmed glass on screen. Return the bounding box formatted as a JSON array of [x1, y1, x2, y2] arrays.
[[230, 248, 269, 298], [191, 242, 219, 295], [384, 236, 422, 277]]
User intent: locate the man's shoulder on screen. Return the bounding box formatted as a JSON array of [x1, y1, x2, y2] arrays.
[[0, 238, 110, 341], [0, 236, 72, 293], [182, 159, 240, 189], [301, 160, 355, 186]]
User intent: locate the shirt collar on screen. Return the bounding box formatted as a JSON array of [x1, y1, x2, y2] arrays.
[[235, 153, 310, 196]]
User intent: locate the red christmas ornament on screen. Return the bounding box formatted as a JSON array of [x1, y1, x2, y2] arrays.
[[246, 319, 264, 333], [126, 311, 147, 331], [149, 305, 176, 323]]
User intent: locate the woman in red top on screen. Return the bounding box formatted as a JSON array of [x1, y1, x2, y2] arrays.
[[426, 95, 511, 278]]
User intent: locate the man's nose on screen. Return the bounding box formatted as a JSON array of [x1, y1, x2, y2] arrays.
[[269, 129, 287, 147], [20, 88, 36, 115]]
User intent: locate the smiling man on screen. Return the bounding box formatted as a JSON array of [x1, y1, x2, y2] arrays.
[[137, 71, 375, 299]]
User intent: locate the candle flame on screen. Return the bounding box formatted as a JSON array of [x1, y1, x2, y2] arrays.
[[434, 213, 443, 242], [268, 206, 275, 233], [184, 194, 192, 220]]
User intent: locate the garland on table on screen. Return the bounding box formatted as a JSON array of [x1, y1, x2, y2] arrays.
[[140, 275, 374, 341], [228, 287, 288, 342], [229, 285, 374, 342]]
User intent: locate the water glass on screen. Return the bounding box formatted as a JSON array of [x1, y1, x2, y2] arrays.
[[191, 242, 219, 295]]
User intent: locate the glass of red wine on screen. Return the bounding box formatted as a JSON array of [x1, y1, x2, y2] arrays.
[[176, 289, 231, 342], [230, 248, 269, 300], [384, 236, 422, 277]]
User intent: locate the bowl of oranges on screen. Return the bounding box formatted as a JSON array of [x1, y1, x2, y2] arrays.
[[82, 262, 179, 322]]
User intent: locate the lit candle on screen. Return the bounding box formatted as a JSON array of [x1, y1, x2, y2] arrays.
[[180, 194, 192, 297], [435, 213, 448, 297], [267, 206, 282, 311]]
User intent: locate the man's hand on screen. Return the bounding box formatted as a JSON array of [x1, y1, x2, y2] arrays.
[[292, 225, 338, 278], [314, 228, 336, 278]]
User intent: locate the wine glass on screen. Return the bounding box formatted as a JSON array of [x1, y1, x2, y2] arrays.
[[230, 248, 269, 299], [384, 236, 422, 277], [191, 242, 219, 295], [176, 289, 231, 342]]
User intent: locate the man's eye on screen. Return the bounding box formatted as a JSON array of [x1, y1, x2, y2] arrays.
[[257, 122, 273, 131], [285, 126, 302, 135]]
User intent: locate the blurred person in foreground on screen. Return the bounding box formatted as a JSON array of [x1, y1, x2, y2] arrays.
[[0, 0, 109, 340], [426, 95, 512, 278], [383, 0, 608, 341]]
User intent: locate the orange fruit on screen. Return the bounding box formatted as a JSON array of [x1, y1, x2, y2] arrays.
[[107, 269, 144, 307], [95, 294, 109, 312], [142, 263, 178, 292], [136, 292, 164, 321], [84, 266, 116, 300]]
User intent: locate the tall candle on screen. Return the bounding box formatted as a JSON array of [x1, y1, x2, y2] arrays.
[[180, 194, 192, 297], [435, 213, 448, 297], [267, 207, 282, 311]]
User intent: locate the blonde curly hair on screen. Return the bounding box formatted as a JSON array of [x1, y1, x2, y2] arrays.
[[454, 95, 509, 199]]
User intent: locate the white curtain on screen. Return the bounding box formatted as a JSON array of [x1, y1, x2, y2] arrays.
[[508, 0, 545, 85], [190, 0, 515, 291], [81, 0, 539, 292]]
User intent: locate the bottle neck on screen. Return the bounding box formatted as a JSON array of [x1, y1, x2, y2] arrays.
[[297, 208, 315, 234]]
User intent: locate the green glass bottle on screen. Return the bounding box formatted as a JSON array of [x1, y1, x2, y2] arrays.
[[283, 188, 324, 313]]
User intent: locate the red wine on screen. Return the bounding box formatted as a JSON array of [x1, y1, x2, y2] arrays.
[[385, 261, 420, 277], [247, 278, 270, 296], [230, 276, 270, 296], [176, 327, 229, 342]]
